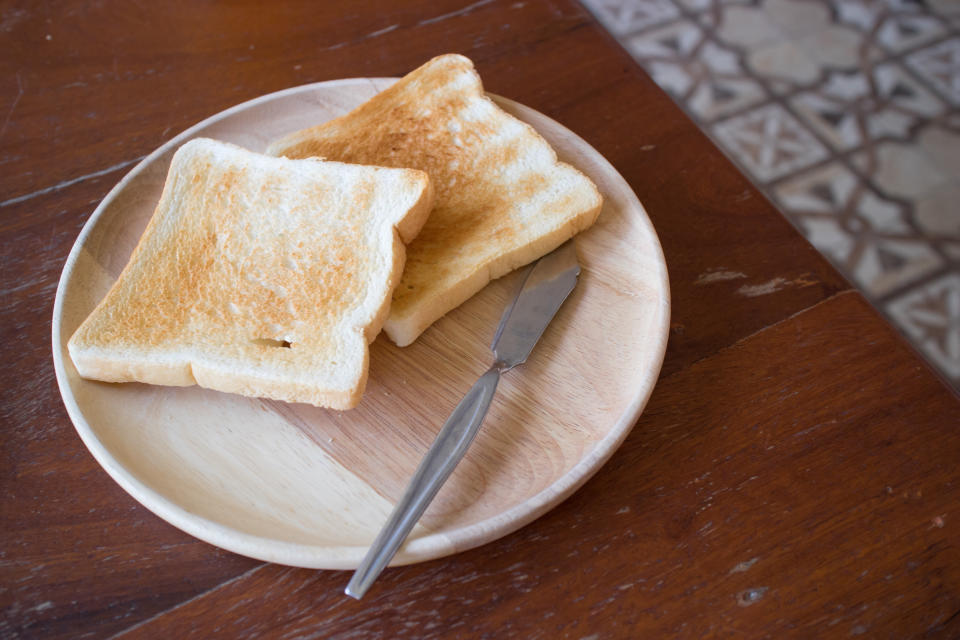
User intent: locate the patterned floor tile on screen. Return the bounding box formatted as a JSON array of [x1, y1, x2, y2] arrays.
[[791, 63, 946, 151], [835, 0, 937, 36], [626, 21, 767, 120], [774, 161, 943, 298], [887, 273, 960, 379], [716, 4, 782, 47], [877, 13, 947, 53], [906, 37, 960, 106], [625, 18, 702, 58], [872, 62, 946, 117], [916, 184, 960, 238], [796, 24, 867, 68], [854, 141, 949, 199], [674, 0, 752, 12], [917, 124, 960, 181], [747, 41, 822, 85], [688, 75, 767, 120], [592, 0, 960, 387], [853, 239, 944, 298], [713, 104, 829, 181], [945, 243, 960, 261], [791, 91, 864, 149], [928, 0, 960, 29], [761, 0, 832, 39], [717, 1, 882, 91], [774, 161, 860, 216], [581, 0, 681, 35], [834, 0, 885, 32]]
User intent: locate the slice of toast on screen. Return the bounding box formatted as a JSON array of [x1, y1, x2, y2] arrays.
[[68, 137, 434, 409], [267, 54, 603, 347]]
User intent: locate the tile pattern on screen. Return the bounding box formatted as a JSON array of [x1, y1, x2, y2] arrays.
[[583, 0, 960, 390]]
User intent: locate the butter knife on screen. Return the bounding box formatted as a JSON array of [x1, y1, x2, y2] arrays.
[[345, 240, 581, 599]]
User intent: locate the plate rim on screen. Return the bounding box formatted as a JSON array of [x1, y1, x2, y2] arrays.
[[51, 77, 671, 569]]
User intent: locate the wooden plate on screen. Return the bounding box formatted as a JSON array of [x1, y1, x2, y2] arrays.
[[51, 78, 670, 569]]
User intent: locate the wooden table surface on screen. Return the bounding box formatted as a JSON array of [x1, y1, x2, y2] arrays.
[[2, 1, 958, 637]]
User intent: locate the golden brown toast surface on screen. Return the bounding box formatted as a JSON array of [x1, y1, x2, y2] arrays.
[[268, 54, 602, 346], [69, 138, 434, 408]]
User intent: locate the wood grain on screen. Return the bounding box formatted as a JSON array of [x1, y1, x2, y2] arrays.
[[2, 0, 952, 638], [52, 79, 670, 568], [0, 180, 261, 640], [113, 293, 960, 639]]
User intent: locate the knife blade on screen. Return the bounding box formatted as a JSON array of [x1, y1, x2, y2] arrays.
[[345, 240, 581, 599]]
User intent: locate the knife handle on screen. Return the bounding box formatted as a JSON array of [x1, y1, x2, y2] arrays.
[[346, 365, 502, 599]]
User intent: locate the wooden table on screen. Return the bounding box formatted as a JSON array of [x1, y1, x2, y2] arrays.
[[3, 1, 958, 637]]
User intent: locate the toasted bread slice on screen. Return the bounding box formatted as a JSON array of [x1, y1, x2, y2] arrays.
[[68, 138, 434, 409], [267, 54, 603, 346]]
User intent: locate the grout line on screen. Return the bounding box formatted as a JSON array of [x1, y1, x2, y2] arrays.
[[107, 563, 268, 639], [0, 156, 145, 208]]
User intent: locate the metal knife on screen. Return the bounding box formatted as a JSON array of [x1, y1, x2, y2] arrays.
[[345, 240, 581, 599]]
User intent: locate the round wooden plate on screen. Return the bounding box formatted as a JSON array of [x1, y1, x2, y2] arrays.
[[52, 78, 670, 569]]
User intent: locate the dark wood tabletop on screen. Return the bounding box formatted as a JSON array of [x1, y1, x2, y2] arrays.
[[3, 1, 959, 637]]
